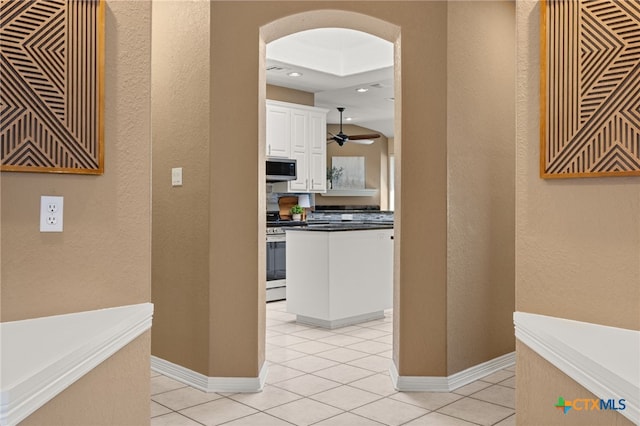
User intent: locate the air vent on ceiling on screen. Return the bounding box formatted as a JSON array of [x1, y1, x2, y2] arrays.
[[369, 83, 391, 89], [266, 66, 288, 72]]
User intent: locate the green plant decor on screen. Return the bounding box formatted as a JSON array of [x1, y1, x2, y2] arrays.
[[290, 205, 304, 215], [326, 166, 344, 183]]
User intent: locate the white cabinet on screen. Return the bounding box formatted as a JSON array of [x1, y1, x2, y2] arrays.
[[290, 109, 307, 152], [266, 103, 291, 158], [289, 108, 310, 192], [288, 150, 308, 192], [267, 100, 328, 193]]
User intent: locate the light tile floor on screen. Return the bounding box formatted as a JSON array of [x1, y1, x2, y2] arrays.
[[151, 301, 516, 426]]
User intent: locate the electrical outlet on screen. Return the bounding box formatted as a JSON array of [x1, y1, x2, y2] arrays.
[[40, 196, 63, 232]]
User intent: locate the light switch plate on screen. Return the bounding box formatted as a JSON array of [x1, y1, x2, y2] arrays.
[[172, 167, 183, 186], [40, 196, 64, 232]]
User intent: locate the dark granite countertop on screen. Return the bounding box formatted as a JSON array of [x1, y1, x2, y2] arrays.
[[286, 223, 394, 232]]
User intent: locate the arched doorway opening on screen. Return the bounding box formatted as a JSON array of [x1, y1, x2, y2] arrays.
[[259, 10, 401, 385]]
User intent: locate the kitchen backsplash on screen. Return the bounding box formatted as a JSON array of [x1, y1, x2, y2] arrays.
[[307, 210, 394, 223], [267, 185, 393, 223]]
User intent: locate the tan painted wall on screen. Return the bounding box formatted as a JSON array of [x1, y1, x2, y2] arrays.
[[516, 0, 640, 332], [446, 1, 516, 374], [210, 1, 268, 378], [319, 123, 389, 208], [20, 333, 151, 426], [516, 342, 635, 426], [208, 1, 449, 377], [516, 1, 640, 423], [149, 9, 314, 380], [151, 0, 211, 375], [0, 0, 152, 421], [151, 1, 516, 381], [267, 84, 314, 106]]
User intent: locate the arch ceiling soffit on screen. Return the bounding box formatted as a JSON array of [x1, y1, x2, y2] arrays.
[[260, 9, 400, 45]]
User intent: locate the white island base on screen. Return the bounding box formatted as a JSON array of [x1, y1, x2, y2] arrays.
[[286, 227, 393, 329], [296, 311, 386, 329]]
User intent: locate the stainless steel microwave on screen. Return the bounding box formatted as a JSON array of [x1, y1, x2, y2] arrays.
[[266, 158, 296, 182]]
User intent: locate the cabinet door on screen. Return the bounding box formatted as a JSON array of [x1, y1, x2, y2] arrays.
[[288, 150, 309, 192], [308, 111, 327, 191], [266, 104, 290, 158], [290, 109, 307, 152], [309, 150, 326, 191], [289, 108, 309, 191]]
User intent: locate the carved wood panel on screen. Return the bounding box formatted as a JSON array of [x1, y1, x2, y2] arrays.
[[1, 0, 104, 174], [541, 0, 640, 178]]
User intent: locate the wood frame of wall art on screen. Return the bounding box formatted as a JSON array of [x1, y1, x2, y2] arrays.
[[540, 0, 640, 179], [1, 0, 105, 175]]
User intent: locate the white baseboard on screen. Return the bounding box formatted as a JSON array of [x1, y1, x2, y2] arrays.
[[389, 351, 515, 392], [151, 356, 267, 393], [296, 311, 385, 329]]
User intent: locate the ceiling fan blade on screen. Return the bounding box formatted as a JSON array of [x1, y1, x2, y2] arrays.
[[347, 133, 381, 140], [347, 139, 375, 145], [329, 108, 380, 147]]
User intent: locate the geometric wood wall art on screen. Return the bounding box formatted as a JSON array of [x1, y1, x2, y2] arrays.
[[540, 0, 640, 178], [1, 0, 104, 174]]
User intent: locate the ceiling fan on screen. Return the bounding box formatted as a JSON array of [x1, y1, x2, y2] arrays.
[[327, 107, 381, 146]]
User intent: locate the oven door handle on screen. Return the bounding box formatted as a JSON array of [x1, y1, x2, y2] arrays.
[[266, 234, 286, 243]]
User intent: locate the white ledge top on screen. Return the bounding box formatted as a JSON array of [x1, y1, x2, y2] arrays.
[[1, 303, 154, 426], [514, 311, 639, 425]]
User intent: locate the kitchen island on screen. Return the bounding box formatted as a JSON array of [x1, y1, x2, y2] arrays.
[[285, 223, 393, 328]]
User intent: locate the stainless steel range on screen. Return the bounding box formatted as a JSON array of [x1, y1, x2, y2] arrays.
[[266, 225, 287, 302], [266, 211, 307, 302]]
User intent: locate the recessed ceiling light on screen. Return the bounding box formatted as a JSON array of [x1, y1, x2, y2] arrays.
[[287, 72, 302, 77], [355, 87, 369, 93], [345, 117, 353, 121]]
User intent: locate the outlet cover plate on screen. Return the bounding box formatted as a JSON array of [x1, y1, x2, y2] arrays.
[[40, 196, 64, 232]]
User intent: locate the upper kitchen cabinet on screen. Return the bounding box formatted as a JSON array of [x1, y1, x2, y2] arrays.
[[266, 103, 291, 158], [308, 110, 327, 192], [267, 100, 328, 193]]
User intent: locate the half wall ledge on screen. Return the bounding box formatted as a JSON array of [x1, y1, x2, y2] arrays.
[[0, 303, 154, 426], [514, 311, 639, 425]]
